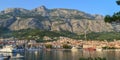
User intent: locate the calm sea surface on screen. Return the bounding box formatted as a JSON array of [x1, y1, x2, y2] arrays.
[[1, 49, 120, 60]]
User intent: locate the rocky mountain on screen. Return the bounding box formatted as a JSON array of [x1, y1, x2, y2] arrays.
[[0, 6, 116, 34]]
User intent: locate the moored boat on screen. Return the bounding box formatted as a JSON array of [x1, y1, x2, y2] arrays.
[[0, 45, 17, 53], [71, 46, 78, 51], [96, 48, 102, 51], [11, 54, 24, 59]]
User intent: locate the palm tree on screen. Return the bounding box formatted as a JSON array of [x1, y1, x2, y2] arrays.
[[116, 0, 120, 5]]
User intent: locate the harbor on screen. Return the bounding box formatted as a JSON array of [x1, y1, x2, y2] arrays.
[[0, 37, 120, 60], [0, 37, 120, 53]]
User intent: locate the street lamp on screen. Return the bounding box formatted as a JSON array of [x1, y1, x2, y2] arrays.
[[116, 0, 120, 5]]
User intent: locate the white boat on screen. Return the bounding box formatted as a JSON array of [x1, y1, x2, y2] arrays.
[[96, 47, 102, 51], [71, 46, 78, 51], [0, 45, 17, 53], [11, 54, 24, 59], [0, 54, 11, 60], [0, 53, 24, 59]]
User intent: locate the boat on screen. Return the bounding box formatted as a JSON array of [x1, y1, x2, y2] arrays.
[[0, 53, 24, 59], [0, 54, 11, 60], [96, 46, 102, 51], [11, 54, 24, 59], [0, 45, 17, 53], [96, 48, 102, 51], [71, 46, 78, 51], [3, 56, 11, 60]]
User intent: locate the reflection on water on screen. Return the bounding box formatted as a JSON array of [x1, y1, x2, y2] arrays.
[[0, 50, 120, 60]]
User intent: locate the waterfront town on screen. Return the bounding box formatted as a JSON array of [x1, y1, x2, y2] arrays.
[[0, 36, 120, 51]]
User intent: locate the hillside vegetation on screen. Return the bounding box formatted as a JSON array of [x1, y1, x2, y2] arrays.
[[12, 30, 120, 41], [0, 6, 120, 41], [0, 6, 109, 35], [1, 28, 120, 41], [104, 11, 120, 23]]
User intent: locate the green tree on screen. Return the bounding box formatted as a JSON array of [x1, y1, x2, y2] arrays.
[[62, 44, 71, 49], [45, 44, 52, 48], [104, 15, 112, 23]]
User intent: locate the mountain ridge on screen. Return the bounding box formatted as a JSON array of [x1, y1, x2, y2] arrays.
[[0, 5, 115, 34]]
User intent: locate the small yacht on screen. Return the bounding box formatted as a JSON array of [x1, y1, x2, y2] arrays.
[[96, 47, 102, 51], [11, 54, 24, 59], [0, 45, 17, 53], [71, 46, 78, 51], [96, 48, 102, 51]]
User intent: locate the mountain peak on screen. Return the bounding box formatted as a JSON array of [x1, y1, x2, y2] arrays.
[[0, 6, 114, 34], [33, 5, 48, 12], [39, 5, 46, 9]]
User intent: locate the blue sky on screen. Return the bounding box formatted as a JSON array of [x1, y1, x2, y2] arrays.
[[0, 0, 120, 16]]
